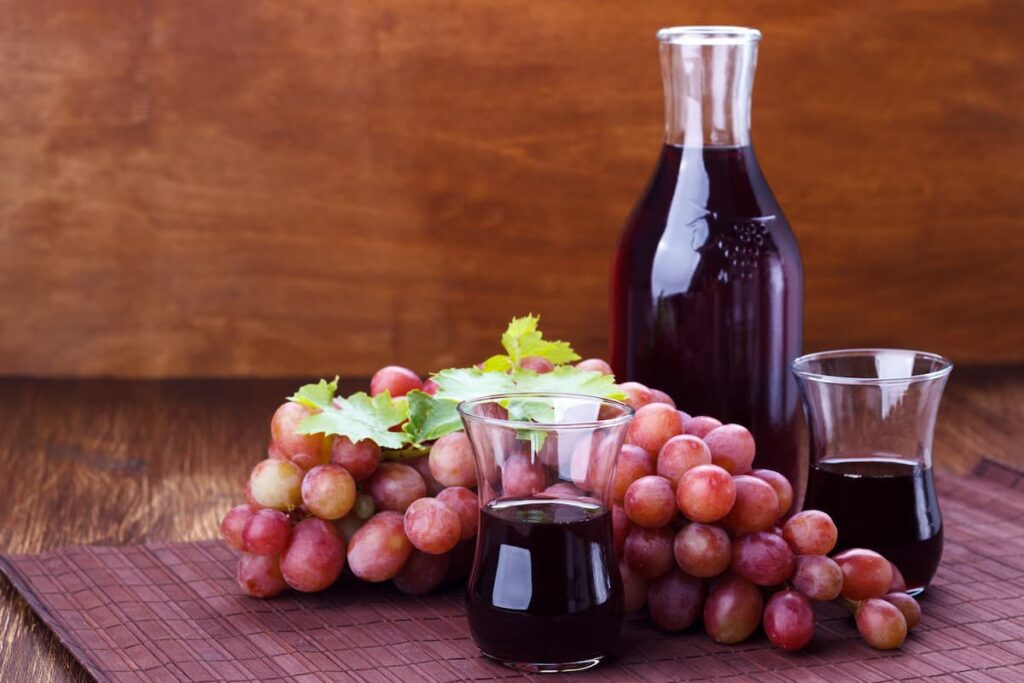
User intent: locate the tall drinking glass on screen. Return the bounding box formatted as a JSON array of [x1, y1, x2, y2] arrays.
[[457, 393, 634, 673], [794, 349, 953, 594]]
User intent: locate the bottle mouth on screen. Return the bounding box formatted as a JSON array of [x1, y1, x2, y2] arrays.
[[656, 26, 762, 46]]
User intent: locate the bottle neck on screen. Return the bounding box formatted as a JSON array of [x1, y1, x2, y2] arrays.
[[658, 27, 759, 147]]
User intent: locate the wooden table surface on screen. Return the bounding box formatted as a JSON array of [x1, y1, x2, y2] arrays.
[[1, 368, 1021, 682]]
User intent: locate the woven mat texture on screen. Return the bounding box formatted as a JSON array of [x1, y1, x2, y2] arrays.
[[3, 460, 1024, 682]]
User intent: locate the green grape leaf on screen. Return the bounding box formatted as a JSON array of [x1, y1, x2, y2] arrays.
[[295, 391, 409, 449], [499, 314, 581, 367], [431, 368, 517, 403], [288, 376, 339, 410], [403, 390, 463, 446], [513, 366, 626, 400], [481, 354, 514, 373]]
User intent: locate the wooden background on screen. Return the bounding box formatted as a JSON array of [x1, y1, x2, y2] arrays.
[[1, 0, 1021, 378]]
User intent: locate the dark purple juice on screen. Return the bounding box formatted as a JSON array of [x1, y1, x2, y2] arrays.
[[803, 456, 943, 591], [612, 144, 803, 493], [466, 497, 623, 669]]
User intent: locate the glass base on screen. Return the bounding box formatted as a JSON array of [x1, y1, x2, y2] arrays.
[[481, 651, 605, 673], [907, 586, 925, 598]]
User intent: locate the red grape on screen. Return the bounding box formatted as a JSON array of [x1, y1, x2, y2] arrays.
[[501, 454, 547, 497], [353, 493, 375, 520], [763, 590, 815, 651], [248, 459, 304, 511], [835, 549, 893, 601], [730, 531, 795, 586], [888, 562, 907, 592], [422, 378, 439, 395], [619, 559, 650, 612], [720, 475, 780, 534], [612, 504, 633, 554], [626, 403, 684, 454], [408, 455, 445, 496], [649, 389, 676, 408], [703, 424, 755, 475], [619, 382, 655, 409], [624, 475, 677, 528], [542, 482, 582, 498], [704, 576, 763, 644], [270, 402, 329, 470], [242, 508, 292, 556], [335, 512, 364, 543], [279, 518, 346, 592], [684, 415, 723, 439], [674, 523, 732, 578], [330, 436, 381, 482], [236, 553, 287, 598], [520, 356, 555, 373], [370, 365, 423, 397], [856, 598, 908, 649], [624, 526, 675, 580], [575, 358, 613, 375], [393, 550, 450, 595], [268, 440, 286, 460], [301, 464, 356, 520], [648, 569, 706, 631], [221, 505, 254, 551], [657, 435, 712, 488], [403, 498, 461, 554], [365, 462, 427, 512], [677, 409, 692, 423], [347, 511, 414, 582], [750, 469, 794, 518], [436, 486, 479, 540], [429, 432, 477, 488], [791, 555, 843, 601], [611, 445, 656, 501], [676, 465, 736, 523], [244, 481, 261, 510], [883, 592, 921, 630], [782, 510, 838, 555]]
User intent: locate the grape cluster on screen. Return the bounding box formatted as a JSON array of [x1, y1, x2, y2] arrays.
[[611, 379, 921, 651], [224, 365, 478, 599]]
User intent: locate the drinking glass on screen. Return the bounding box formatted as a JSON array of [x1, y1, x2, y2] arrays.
[[457, 393, 634, 672], [793, 349, 953, 594]]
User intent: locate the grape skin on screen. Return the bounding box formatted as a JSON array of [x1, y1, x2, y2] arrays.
[[393, 550, 450, 595], [279, 518, 346, 592], [270, 402, 329, 470], [676, 465, 737, 523], [720, 475, 780, 534], [408, 455, 445, 496], [624, 526, 675, 580], [330, 437, 381, 482], [730, 531, 795, 586], [884, 592, 921, 630], [624, 475, 677, 528], [856, 598, 908, 649], [674, 523, 732, 578], [657, 435, 712, 489], [242, 508, 292, 556], [648, 569, 706, 631], [835, 549, 893, 601], [791, 555, 843, 601], [703, 424, 756, 475], [428, 432, 477, 488], [335, 513, 364, 543], [618, 382, 655, 410], [750, 469, 794, 518], [520, 356, 555, 373], [370, 365, 423, 397], [436, 486, 479, 541], [347, 511, 414, 582], [301, 464, 356, 520], [888, 562, 907, 592], [575, 358, 613, 375], [619, 560, 650, 613], [684, 416, 723, 439], [403, 498, 461, 555], [353, 493, 375, 520], [612, 504, 634, 554], [782, 510, 838, 555], [763, 590, 815, 651], [365, 462, 427, 512], [249, 459, 304, 511], [501, 454, 548, 497], [626, 403, 684, 454], [611, 445, 656, 502], [236, 553, 287, 598], [221, 505, 254, 551], [649, 389, 676, 408], [704, 576, 763, 644]]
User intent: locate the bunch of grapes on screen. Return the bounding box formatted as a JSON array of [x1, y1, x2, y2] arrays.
[[222, 365, 480, 599], [612, 379, 922, 651]]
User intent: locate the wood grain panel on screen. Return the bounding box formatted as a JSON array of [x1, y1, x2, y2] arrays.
[[1, 0, 1021, 377]]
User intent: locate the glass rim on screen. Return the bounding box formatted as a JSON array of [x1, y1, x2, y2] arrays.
[[456, 392, 635, 431], [792, 348, 953, 386], [656, 26, 762, 46]]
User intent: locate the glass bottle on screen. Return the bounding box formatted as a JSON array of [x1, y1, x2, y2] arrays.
[[611, 26, 804, 493]]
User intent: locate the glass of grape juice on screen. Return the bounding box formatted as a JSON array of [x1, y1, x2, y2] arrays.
[[457, 393, 634, 673], [794, 349, 953, 595]]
